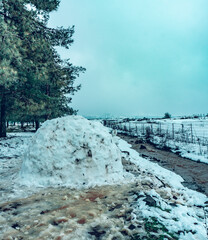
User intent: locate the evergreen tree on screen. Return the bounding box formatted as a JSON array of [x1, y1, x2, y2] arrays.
[[0, 5, 22, 137], [0, 0, 85, 136]]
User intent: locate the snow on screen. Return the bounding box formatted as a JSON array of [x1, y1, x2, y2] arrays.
[[0, 132, 32, 158], [0, 116, 207, 239], [118, 136, 207, 204], [19, 116, 124, 188], [116, 118, 208, 164], [0, 132, 34, 202], [117, 137, 208, 239], [152, 135, 208, 164], [118, 138, 184, 189]]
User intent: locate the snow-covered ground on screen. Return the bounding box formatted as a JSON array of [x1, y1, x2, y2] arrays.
[[151, 135, 208, 164], [154, 118, 208, 164], [0, 116, 208, 239], [0, 132, 36, 202], [112, 118, 208, 164]]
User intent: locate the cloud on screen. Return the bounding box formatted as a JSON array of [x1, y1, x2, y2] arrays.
[[49, 0, 208, 116]]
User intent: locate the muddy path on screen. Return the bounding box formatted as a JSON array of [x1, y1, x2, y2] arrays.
[[119, 134, 208, 196], [0, 168, 185, 240]]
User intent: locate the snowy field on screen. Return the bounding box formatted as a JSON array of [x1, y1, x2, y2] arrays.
[[107, 118, 208, 164], [0, 117, 208, 239]]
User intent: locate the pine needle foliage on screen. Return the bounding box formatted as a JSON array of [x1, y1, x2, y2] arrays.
[[0, 0, 85, 136]]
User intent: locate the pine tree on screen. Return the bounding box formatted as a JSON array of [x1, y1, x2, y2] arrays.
[[0, 0, 85, 136], [0, 2, 22, 137]]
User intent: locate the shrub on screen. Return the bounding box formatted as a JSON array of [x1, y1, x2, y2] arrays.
[[164, 112, 171, 119]]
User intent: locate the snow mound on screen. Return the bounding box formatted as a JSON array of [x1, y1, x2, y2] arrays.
[[20, 116, 123, 188]]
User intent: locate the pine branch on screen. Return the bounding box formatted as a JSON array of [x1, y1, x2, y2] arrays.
[[0, 11, 8, 19]]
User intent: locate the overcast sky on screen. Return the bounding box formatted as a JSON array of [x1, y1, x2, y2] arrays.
[[49, 0, 208, 117]]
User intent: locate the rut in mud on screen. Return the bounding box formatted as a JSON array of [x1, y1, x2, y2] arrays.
[[119, 133, 208, 196]]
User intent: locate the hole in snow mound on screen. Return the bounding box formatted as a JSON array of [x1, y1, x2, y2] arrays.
[[19, 116, 123, 188]]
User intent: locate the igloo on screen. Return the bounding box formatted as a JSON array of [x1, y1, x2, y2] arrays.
[[20, 116, 123, 188]]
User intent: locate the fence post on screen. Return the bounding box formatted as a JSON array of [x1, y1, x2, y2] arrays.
[[207, 145, 208, 157], [190, 124, 193, 143], [182, 124, 184, 141], [172, 123, 174, 139], [125, 122, 128, 132]]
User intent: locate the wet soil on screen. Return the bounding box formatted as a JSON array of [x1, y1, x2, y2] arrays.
[[119, 133, 208, 196], [0, 174, 181, 239]]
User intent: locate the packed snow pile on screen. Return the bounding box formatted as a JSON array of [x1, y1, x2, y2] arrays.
[[19, 116, 123, 188]]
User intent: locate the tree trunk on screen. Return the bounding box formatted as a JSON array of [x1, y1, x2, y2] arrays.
[[0, 2, 7, 138], [35, 120, 40, 131], [0, 87, 6, 137]]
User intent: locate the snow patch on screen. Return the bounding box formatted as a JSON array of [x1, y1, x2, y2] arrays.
[[19, 116, 123, 188]]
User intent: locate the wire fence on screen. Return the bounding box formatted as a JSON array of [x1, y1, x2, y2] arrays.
[[103, 120, 208, 146]]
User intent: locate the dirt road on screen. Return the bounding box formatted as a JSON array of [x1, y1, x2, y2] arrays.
[[119, 134, 208, 196]]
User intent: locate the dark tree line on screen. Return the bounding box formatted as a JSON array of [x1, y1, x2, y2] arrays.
[[0, 0, 85, 137]]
